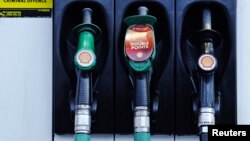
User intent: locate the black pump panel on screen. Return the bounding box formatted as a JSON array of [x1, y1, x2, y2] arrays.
[[115, 0, 175, 134], [175, 0, 236, 135], [53, 0, 114, 134]]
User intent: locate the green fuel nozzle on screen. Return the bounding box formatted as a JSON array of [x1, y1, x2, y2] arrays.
[[124, 6, 157, 141], [124, 6, 156, 72], [72, 8, 102, 141], [73, 8, 102, 71]]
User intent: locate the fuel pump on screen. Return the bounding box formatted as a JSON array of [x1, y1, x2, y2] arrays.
[[124, 6, 156, 141], [72, 8, 101, 141], [189, 8, 222, 141]]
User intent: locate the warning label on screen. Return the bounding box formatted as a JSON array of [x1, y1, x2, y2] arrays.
[[0, 0, 52, 8], [0, 0, 52, 17], [3, 0, 47, 2]]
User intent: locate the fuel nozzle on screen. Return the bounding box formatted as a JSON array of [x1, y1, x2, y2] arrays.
[[72, 8, 102, 141], [197, 9, 219, 73], [124, 6, 156, 72], [72, 8, 102, 71], [189, 9, 222, 53], [123, 6, 157, 141], [188, 8, 221, 141]]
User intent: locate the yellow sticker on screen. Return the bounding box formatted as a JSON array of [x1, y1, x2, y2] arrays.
[[0, 0, 53, 9]]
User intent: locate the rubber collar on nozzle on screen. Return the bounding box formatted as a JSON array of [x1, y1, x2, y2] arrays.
[[72, 8, 102, 42], [188, 8, 222, 48]]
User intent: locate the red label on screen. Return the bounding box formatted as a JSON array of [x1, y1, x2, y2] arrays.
[[125, 25, 154, 62]]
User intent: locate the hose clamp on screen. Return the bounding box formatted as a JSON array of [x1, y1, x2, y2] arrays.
[[74, 104, 91, 133], [134, 106, 150, 132], [198, 107, 215, 127]]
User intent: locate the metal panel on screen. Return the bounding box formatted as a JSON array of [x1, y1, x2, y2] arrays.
[[237, 0, 250, 124], [0, 18, 52, 141]]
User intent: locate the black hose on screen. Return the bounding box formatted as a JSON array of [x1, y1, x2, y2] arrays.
[[76, 71, 90, 105], [134, 74, 149, 107]]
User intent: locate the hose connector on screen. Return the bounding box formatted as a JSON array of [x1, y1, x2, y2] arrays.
[[198, 107, 215, 128], [74, 105, 91, 134], [134, 106, 150, 133]]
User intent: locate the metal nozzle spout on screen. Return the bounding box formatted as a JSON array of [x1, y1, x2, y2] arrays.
[[82, 8, 93, 24], [138, 6, 148, 16], [202, 9, 212, 30]]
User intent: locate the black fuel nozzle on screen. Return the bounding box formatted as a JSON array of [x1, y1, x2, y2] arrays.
[[188, 9, 222, 52], [197, 9, 218, 73], [189, 8, 221, 141], [123, 6, 157, 141]]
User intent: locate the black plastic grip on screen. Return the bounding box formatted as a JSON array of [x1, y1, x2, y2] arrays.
[[134, 75, 149, 107], [76, 72, 90, 105]]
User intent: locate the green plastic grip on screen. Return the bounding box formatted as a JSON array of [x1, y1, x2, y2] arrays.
[[74, 133, 91, 141], [78, 31, 95, 51], [134, 132, 151, 141], [129, 61, 152, 72], [74, 31, 96, 70]]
